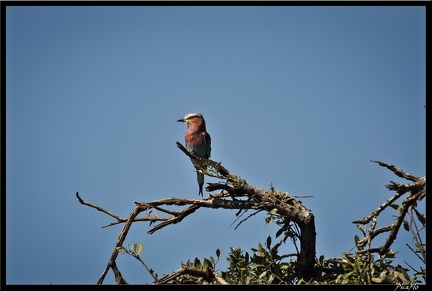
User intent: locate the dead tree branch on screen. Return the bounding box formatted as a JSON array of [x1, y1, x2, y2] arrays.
[[154, 266, 228, 285], [76, 142, 316, 284], [353, 161, 426, 256]]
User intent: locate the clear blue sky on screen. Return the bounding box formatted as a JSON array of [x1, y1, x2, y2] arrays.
[[5, 4, 426, 285]]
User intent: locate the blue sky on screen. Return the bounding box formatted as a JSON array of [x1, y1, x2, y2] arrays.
[[5, 4, 426, 285]]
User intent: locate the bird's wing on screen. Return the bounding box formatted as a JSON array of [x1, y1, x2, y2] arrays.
[[204, 132, 211, 158]]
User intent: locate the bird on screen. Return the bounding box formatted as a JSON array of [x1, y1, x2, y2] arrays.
[[177, 113, 211, 196]]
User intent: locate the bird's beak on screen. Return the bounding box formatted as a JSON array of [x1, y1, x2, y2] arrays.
[[177, 118, 185, 122]]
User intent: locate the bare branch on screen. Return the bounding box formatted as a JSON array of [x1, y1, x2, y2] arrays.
[[154, 266, 228, 285], [370, 160, 419, 181], [353, 161, 426, 258], [77, 142, 317, 284], [96, 204, 148, 284], [76, 192, 123, 223]]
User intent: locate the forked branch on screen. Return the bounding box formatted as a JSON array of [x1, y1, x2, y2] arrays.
[[353, 160, 426, 256], [76, 142, 317, 284]]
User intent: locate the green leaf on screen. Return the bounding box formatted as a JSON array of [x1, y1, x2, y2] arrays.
[[213, 256, 218, 266], [216, 248, 221, 257], [344, 254, 355, 265], [275, 227, 284, 238], [371, 277, 382, 283], [354, 235, 362, 251], [354, 256, 362, 274], [389, 203, 400, 211], [257, 242, 263, 251], [266, 236, 272, 248], [258, 271, 267, 279], [269, 183, 275, 193], [266, 216, 273, 224], [414, 208, 426, 226], [403, 220, 410, 231], [267, 274, 274, 284], [194, 257, 201, 269], [400, 267, 409, 279], [356, 224, 366, 236], [385, 249, 396, 258], [343, 270, 355, 279], [136, 243, 143, 256], [150, 269, 158, 278]]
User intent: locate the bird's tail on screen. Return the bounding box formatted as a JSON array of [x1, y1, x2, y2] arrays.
[[197, 172, 204, 196]]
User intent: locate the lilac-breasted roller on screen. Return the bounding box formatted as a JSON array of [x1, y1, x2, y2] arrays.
[[177, 113, 211, 196]]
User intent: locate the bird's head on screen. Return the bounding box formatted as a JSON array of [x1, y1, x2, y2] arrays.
[[177, 113, 206, 129]]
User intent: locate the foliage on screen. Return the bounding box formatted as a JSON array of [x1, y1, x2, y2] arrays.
[[119, 198, 425, 285]]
